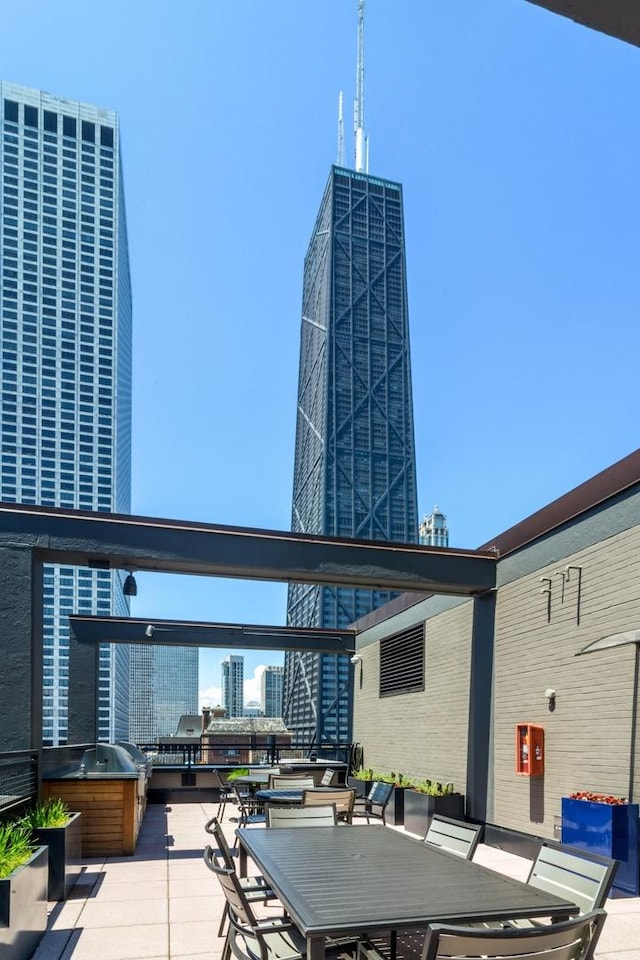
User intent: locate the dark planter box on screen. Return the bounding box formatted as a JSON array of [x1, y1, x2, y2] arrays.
[[404, 791, 465, 837], [347, 776, 374, 799], [561, 797, 639, 895], [32, 812, 82, 901], [385, 786, 406, 826], [0, 845, 48, 960]]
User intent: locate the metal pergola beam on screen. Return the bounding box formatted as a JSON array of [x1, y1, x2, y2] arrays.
[[0, 503, 496, 596], [69, 616, 357, 655], [0, 502, 497, 751]]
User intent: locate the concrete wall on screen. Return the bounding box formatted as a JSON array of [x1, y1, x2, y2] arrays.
[[353, 599, 473, 793], [353, 485, 640, 835]]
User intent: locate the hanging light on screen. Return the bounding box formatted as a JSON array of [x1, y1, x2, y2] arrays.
[[122, 570, 137, 597]]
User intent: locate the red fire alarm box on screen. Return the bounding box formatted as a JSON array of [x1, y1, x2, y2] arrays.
[[515, 724, 544, 776]]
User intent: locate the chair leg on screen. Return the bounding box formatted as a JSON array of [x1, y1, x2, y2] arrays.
[[218, 901, 229, 937]]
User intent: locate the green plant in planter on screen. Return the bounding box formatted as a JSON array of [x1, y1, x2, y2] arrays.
[[374, 771, 408, 786], [351, 767, 375, 780], [226, 767, 249, 782], [408, 778, 455, 796], [21, 796, 71, 830], [0, 821, 35, 879]]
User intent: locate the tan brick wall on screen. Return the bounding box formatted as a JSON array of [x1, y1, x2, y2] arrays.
[[353, 602, 473, 793], [493, 524, 640, 836]]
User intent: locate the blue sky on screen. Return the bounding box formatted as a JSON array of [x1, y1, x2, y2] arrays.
[[3, 2, 639, 705]]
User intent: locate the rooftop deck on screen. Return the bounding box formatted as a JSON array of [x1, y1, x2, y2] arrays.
[[32, 802, 640, 960]]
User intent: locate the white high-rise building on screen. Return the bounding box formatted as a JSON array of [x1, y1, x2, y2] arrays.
[[261, 666, 284, 718], [221, 655, 244, 718], [0, 82, 132, 744], [419, 506, 449, 547]]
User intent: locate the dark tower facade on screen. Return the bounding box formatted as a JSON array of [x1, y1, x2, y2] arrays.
[[284, 165, 418, 745]]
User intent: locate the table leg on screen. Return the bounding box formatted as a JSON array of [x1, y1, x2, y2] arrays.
[[308, 934, 326, 960]]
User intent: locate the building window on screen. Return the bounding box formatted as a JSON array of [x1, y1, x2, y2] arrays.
[[63, 115, 76, 138], [43, 110, 58, 133], [4, 99, 19, 123], [379, 623, 425, 697], [24, 105, 38, 128], [81, 120, 95, 143]]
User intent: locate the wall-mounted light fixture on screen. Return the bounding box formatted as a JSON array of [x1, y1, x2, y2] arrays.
[[122, 569, 137, 597], [544, 687, 556, 711], [540, 577, 552, 623], [350, 654, 362, 665]]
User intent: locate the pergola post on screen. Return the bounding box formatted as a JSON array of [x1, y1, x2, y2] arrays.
[[0, 545, 43, 751]]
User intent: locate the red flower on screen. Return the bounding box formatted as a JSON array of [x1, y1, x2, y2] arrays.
[[568, 791, 626, 805]]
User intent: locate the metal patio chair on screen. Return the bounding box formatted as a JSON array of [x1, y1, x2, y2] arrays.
[[204, 849, 357, 960], [204, 818, 279, 936], [358, 910, 607, 960], [423, 815, 482, 859], [268, 774, 315, 790], [303, 787, 355, 823], [351, 781, 393, 825], [266, 803, 338, 828]]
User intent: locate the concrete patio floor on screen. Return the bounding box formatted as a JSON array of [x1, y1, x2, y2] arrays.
[[31, 801, 640, 960]]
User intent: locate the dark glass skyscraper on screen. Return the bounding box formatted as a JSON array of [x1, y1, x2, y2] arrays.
[[284, 165, 418, 745]]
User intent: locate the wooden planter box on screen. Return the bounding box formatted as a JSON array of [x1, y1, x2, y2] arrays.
[[561, 797, 639, 895], [32, 812, 82, 901], [0, 845, 48, 960], [43, 777, 143, 856], [403, 791, 465, 837]]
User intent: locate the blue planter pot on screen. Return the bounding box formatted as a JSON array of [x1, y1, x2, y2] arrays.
[[561, 797, 640, 895]]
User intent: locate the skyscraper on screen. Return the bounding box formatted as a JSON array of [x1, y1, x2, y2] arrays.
[[221, 655, 244, 718], [129, 645, 199, 742], [284, 2, 418, 747], [261, 666, 284, 718], [0, 82, 132, 744], [419, 506, 449, 547]]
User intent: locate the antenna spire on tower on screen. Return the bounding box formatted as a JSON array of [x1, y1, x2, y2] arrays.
[[354, 0, 366, 172], [337, 91, 345, 167]]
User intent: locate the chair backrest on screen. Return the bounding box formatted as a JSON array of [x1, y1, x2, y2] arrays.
[[367, 781, 394, 806], [269, 775, 316, 790], [203, 845, 257, 927], [320, 768, 336, 786], [421, 910, 607, 960], [204, 816, 235, 869], [303, 788, 355, 818], [267, 803, 337, 828], [424, 815, 482, 860], [248, 767, 280, 776], [527, 843, 617, 915]]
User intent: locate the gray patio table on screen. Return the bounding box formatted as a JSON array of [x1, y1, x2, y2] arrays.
[[236, 825, 578, 960]]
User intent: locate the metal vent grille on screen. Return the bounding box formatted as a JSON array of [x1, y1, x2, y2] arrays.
[[379, 623, 425, 697]]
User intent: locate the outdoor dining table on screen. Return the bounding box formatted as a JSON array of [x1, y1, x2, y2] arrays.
[[236, 825, 579, 960]]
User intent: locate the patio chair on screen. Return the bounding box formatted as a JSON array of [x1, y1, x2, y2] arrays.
[[320, 767, 336, 786], [266, 803, 337, 828], [423, 815, 482, 859], [205, 853, 357, 960], [503, 843, 616, 930], [203, 821, 279, 936], [358, 910, 606, 960], [209, 770, 237, 822], [303, 787, 355, 823], [230, 784, 266, 843], [474, 842, 616, 935], [351, 781, 393, 825], [268, 775, 316, 790]]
